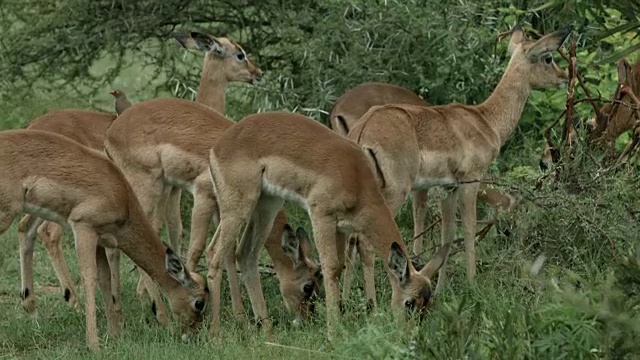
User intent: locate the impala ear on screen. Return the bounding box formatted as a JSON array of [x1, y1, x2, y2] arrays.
[[174, 32, 226, 56], [508, 24, 526, 55], [296, 227, 311, 263], [165, 247, 193, 287], [419, 243, 451, 279], [282, 224, 301, 267], [388, 242, 410, 286], [526, 27, 571, 59]]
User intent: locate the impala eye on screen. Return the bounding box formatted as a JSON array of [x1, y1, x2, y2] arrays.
[[194, 299, 205, 312], [303, 283, 315, 298], [404, 299, 415, 310], [543, 54, 553, 65], [236, 52, 246, 61]]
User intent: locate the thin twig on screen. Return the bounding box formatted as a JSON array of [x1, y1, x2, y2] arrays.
[[558, 49, 601, 116], [412, 214, 441, 240]]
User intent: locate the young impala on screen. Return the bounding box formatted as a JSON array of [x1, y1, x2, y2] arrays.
[[348, 25, 570, 293], [0, 130, 207, 351], [205, 111, 449, 339]]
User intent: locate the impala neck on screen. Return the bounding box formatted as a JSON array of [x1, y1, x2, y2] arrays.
[[195, 56, 227, 114], [263, 211, 296, 276], [360, 199, 414, 274], [264, 237, 295, 276], [117, 202, 181, 293], [477, 57, 532, 146]]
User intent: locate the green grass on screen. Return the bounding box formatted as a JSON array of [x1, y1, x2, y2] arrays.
[[1, 90, 639, 359], [1, 194, 639, 359]]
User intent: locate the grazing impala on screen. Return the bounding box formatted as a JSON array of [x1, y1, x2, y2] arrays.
[[329, 82, 522, 306], [0, 130, 207, 351], [348, 25, 570, 293], [105, 32, 322, 324], [19, 108, 120, 316], [205, 111, 449, 339]]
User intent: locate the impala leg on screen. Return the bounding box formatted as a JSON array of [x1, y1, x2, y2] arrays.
[[71, 222, 100, 351], [38, 221, 80, 311], [165, 187, 183, 256], [186, 178, 218, 272], [358, 238, 377, 311], [206, 215, 250, 337], [18, 214, 44, 315], [224, 243, 246, 322], [105, 248, 122, 320], [435, 187, 458, 294], [225, 221, 246, 323], [411, 189, 429, 256], [459, 182, 480, 281], [96, 246, 119, 337], [236, 195, 283, 331], [310, 214, 343, 341], [341, 236, 358, 304]]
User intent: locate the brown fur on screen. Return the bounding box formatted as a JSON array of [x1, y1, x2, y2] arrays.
[[105, 33, 320, 324], [329, 82, 523, 305], [19, 110, 120, 316], [348, 25, 570, 293], [329, 82, 427, 136], [205, 112, 449, 339], [588, 60, 640, 146], [0, 130, 206, 351]]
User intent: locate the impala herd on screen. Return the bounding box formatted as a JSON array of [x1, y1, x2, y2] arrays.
[[4, 23, 610, 351]]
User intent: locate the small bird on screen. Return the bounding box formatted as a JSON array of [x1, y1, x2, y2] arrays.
[[110, 90, 132, 115]]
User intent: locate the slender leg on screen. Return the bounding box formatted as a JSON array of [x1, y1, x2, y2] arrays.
[[435, 187, 458, 294], [105, 248, 122, 320], [164, 187, 183, 256], [341, 236, 358, 304], [310, 213, 343, 341], [358, 238, 377, 310], [236, 196, 283, 331], [186, 182, 217, 271], [206, 216, 249, 337], [411, 189, 429, 256], [18, 214, 44, 315], [459, 183, 480, 281], [71, 222, 101, 351], [225, 248, 246, 322], [96, 246, 119, 336], [38, 221, 80, 311]]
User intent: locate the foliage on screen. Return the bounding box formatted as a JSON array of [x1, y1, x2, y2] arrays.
[[0, 0, 639, 359]]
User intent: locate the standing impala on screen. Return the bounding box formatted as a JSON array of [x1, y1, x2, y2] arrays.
[[0, 130, 207, 351], [205, 111, 449, 339], [105, 32, 322, 324], [329, 82, 522, 306], [348, 25, 570, 293]]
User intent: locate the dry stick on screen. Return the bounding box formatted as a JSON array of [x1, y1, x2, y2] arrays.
[[558, 49, 601, 116], [562, 39, 578, 147], [443, 222, 496, 257], [411, 214, 442, 241]]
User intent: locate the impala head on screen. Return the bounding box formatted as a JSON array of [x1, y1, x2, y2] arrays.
[[163, 248, 208, 336], [280, 224, 322, 324], [174, 31, 263, 84], [387, 242, 449, 317], [508, 24, 571, 89]]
